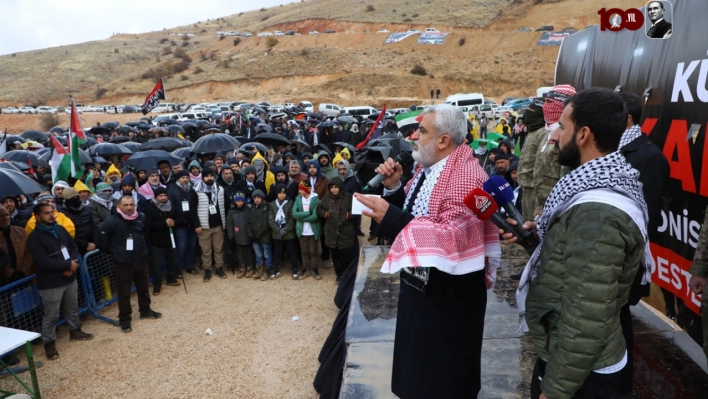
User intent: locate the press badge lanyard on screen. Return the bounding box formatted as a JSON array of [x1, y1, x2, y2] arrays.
[[126, 234, 134, 251], [208, 194, 218, 215]]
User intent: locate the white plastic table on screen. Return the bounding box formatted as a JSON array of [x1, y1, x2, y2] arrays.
[[0, 327, 42, 399]]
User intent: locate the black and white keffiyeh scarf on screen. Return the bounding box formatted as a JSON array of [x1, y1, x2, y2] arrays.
[[619, 124, 643, 149], [516, 151, 651, 332]]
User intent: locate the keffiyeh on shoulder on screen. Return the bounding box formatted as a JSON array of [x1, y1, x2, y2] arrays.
[[382, 145, 501, 276]]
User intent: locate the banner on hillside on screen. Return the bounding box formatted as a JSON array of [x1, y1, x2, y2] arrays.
[[417, 32, 448, 45], [384, 32, 417, 44], [141, 79, 166, 115], [537, 32, 570, 46], [555, 1, 704, 313]]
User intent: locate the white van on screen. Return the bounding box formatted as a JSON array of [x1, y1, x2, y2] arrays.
[[443, 93, 485, 108], [319, 103, 342, 117], [299, 101, 314, 112], [341, 106, 377, 118]]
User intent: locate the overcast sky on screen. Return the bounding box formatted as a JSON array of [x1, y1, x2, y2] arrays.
[[0, 0, 289, 56]]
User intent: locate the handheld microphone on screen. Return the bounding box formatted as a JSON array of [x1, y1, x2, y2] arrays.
[[464, 188, 536, 249], [483, 176, 538, 247], [363, 151, 413, 192]]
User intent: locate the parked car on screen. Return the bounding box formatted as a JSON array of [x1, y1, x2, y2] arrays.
[[308, 30, 319, 35], [18, 106, 37, 114], [122, 106, 140, 113], [493, 106, 511, 119], [425, 27, 439, 32], [377, 29, 389, 33], [274, 31, 284, 36], [299, 101, 314, 112], [501, 96, 516, 106], [535, 25, 554, 32], [257, 32, 273, 37], [65, 107, 84, 114], [324, 29, 335, 34], [506, 98, 531, 111], [319, 103, 342, 117], [284, 30, 295, 35], [1, 107, 20, 114]]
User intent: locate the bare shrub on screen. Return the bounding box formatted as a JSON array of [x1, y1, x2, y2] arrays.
[[233, 38, 241, 46], [180, 75, 189, 81], [182, 35, 190, 41], [39, 114, 61, 131], [410, 64, 427, 76], [173, 59, 191, 73], [95, 87, 108, 99], [193, 66, 204, 74], [266, 37, 278, 48], [220, 34, 225, 41], [173, 47, 187, 58], [162, 46, 172, 55], [159, 38, 169, 44], [366, 5, 375, 12], [459, 37, 466, 46]]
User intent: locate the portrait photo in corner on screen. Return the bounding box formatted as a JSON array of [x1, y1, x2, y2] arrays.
[[645, 0, 673, 39]]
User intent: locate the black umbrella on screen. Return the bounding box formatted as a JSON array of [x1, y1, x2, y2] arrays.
[[289, 139, 311, 152], [125, 150, 182, 171], [235, 137, 252, 144], [49, 126, 66, 134], [337, 116, 358, 124], [139, 137, 190, 151], [313, 144, 332, 156], [253, 133, 290, 147], [20, 130, 49, 141], [191, 133, 239, 154], [53, 136, 68, 145], [1, 150, 49, 167], [39, 148, 94, 164], [0, 169, 46, 196], [250, 117, 262, 124], [139, 117, 152, 121], [334, 142, 356, 153], [90, 142, 133, 156], [244, 142, 268, 155], [116, 126, 136, 134], [182, 122, 198, 129], [4, 136, 26, 146], [80, 136, 97, 150], [35, 148, 51, 156], [307, 112, 321, 119], [110, 135, 131, 143], [172, 147, 193, 159], [317, 121, 334, 129], [256, 124, 273, 133], [102, 122, 120, 129], [0, 162, 22, 172], [124, 121, 140, 127], [253, 107, 267, 115], [159, 119, 180, 126], [195, 120, 209, 126], [122, 142, 142, 152], [166, 125, 185, 134], [88, 126, 111, 135], [137, 122, 153, 130]]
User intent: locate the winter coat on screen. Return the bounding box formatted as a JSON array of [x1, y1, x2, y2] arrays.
[[88, 199, 112, 228], [292, 195, 322, 240], [60, 206, 97, 255], [167, 183, 193, 229], [306, 160, 329, 198], [145, 200, 175, 248], [526, 202, 643, 398], [26, 225, 78, 290], [97, 212, 150, 267], [236, 179, 268, 205], [247, 202, 272, 244], [268, 199, 296, 240], [25, 211, 75, 238], [316, 177, 355, 249], [189, 186, 227, 230], [10, 209, 31, 228], [0, 226, 33, 280], [226, 206, 251, 246]]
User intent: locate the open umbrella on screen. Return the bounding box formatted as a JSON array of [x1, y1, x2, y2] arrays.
[[312, 144, 332, 156], [317, 121, 335, 129], [109, 135, 131, 143], [125, 150, 182, 171], [337, 115, 357, 124], [256, 124, 273, 133], [249, 117, 262, 125], [247, 142, 269, 155], [20, 130, 49, 141], [136, 122, 153, 130], [182, 122, 198, 130], [80, 136, 97, 150], [139, 137, 190, 151], [39, 148, 94, 164], [253, 107, 267, 115], [122, 142, 142, 152], [166, 125, 185, 135], [0, 162, 23, 172], [88, 126, 111, 135], [35, 148, 51, 156], [307, 112, 321, 119], [159, 119, 180, 126], [0, 169, 46, 196], [49, 126, 66, 134], [102, 122, 120, 129], [124, 121, 140, 127], [195, 120, 209, 126], [53, 136, 68, 145], [253, 133, 290, 147], [3, 136, 26, 147], [91, 142, 133, 157], [116, 126, 137, 134], [172, 147, 193, 159], [333, 142, 356, 153], [1, 150, 48, 167], [289, 139, 311, 153], [191, 133, 239, 154]]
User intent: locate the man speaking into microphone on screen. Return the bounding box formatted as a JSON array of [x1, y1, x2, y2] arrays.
[[355, 105, 501, 399]]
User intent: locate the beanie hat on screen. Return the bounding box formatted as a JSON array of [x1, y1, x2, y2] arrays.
[[175, 170, 189, 179], [274, 183, 288, 194], [234, 191, 246, 202], [153, 187, 168, 197], [252, 189, 265, 200], [95, 182, 113, 193], [298, 180, 311, 195], [202, 168, 215, 178], [147, 168, 159, 177], [243, 166, 257, 176], [36, 194, 54, 204], [62, 187, 79, 199], [495, 153, 510, 161], [543, 84, 576, 126]]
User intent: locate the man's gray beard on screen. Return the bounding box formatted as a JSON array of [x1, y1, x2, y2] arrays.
[[412, 142, 436, 167]]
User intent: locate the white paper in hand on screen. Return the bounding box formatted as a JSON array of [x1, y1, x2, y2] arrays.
[[352, 194, 379, 215]]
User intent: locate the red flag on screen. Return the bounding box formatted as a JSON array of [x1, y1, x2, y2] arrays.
[[26, 157, 37, 179], [356, 105, 387, 150], [141, 79, 166, 115], [70, 98, 86, 141]]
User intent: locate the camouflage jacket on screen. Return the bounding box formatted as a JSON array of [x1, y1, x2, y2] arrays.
[[690, 204, 708, 278], [517, 127, 546, 188], [533, 134, 564, 212]]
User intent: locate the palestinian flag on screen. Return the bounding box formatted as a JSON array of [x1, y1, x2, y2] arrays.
[[69, 98, 87, 178], [395, 109, 423, 140], [50, 135, 71, 184], [141, 79, 166, 115]]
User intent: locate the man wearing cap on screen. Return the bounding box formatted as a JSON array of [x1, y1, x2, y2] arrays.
[[74, 180, 93, 206], [236, 166, 267, 206], [88, 183, 114, 228], [533, 84, 576, 217], [28, 202, 94, 360], [146, 186, 180, 293], [59, 188, 97, 256], [52, 180, 70, 211], [158, 160, 175, 187], [25, 193, 76, 237], [490, 152, 510, 177], [189, 168, 228, 281], [168, 170, 199, 275]]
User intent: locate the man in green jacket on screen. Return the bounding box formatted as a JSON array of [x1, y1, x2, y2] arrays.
[[292, 180, 322, 280], [689, 206, 708, 363], [505, 88, 649, 399], [317, 177, 357, 284]]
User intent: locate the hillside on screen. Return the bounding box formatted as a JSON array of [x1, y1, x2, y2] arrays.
[[0, 0, 646, 115]]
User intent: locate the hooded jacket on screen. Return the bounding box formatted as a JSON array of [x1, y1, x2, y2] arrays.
[[112, 174, 148, 214], [337, 160, 362, 195], [247, 193, 272, 244], [25, 211, 76, 238], [268, 196, 296, 241], [316, 177, 355, 249], [236, 166, 268, 205], [105, 164, 122, 184], [251, 152, 275, 195], [317, 152, 338, 180], [226, 204, 252, 246], [306, 160, 329, 198], [219, 168, 239, 204], [188, 160, 203, 184]]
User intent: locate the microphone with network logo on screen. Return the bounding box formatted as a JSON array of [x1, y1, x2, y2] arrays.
[[363, 152, 414, 192], [464, 188, 536, 249], [482, 176, 538, 247]]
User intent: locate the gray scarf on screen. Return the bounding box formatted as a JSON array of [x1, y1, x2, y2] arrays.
[[152, 198, 172, 213]]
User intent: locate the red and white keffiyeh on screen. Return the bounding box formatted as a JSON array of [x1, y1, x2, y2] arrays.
[[382, 145, 501, 278]]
